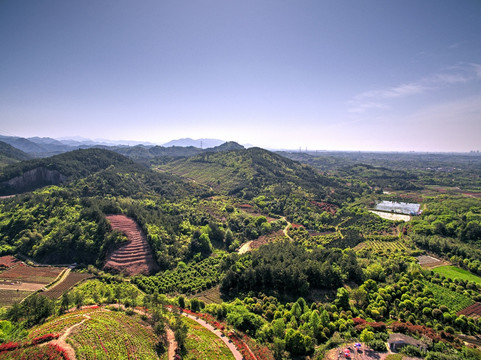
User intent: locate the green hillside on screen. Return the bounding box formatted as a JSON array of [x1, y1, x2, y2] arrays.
[[158, 147, 358, 204], [0, 141, 31, 168]]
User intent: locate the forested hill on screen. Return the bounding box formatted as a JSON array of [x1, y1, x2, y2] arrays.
[[112, 141, 245, 163], [0, 140, 32, 167], [0, 148, 206, 198], [158, 147, 363, 205]]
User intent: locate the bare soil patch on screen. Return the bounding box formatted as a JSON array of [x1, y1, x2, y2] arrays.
[[0, 255, 19, 269], [324, 344, 399, 360], [103, 215, 159, 276], [0, 281, 44, 291], [0, 263, 64, 284], [457, 302, 481, 319], [238, 230, 286, 254], [417, 255, 449, 268]]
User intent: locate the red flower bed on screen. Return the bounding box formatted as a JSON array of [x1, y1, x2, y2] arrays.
[[0, 341, 20, 351], [355, 321, 386, 332], [228, 333, 256, 360], [31, 333, 60, 345], [48, 343, 70, 360], [352, 317, 367, 326], [242, 334, 275, 360], [0, 343, 69, 360], [390, 321, 447, 344]]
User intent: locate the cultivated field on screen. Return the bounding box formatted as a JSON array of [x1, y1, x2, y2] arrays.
[[354, 239, 409, 253], [42, 272, 93, 299], [0, 263, 66, 306], [424, 281, 474, 313], [0, 263, 64, 284], [417, 255, 445, 268], [189, 286, 223, 304], [432, 265, 481, 284], [457, 302, 481, 319], [183, 316, 235, 360], [30, 307, 159, 360], [0, 289, 32, 307]]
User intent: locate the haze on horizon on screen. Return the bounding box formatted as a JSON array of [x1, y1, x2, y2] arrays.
[[1, 1, 480, 152]]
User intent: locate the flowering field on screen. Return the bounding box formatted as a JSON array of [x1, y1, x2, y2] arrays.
[[0, 343, 69, 360], [183, 316, 234, 360], [29, 308, 100, 339], [28, 307, 159, 360], [67, 309, 158, 360], [0, 334, 68, 360]]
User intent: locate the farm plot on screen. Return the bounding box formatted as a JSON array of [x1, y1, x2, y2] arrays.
[[457, 302, 481, 319], [432, 265, 481, 284], [424, 281, 474, 313], [134, 254, 225, 295], [29, 308, 101, 339], [0, 263, 64, 284], [183, 316, 235, 360], [42, 272, 93, 299], [0, 343, 68, 360], [354, 239, 409, 253], [29, 308, 159, 360], [417, 255, 444, 268], [67, 309, 159, 360], [0, 289, 31, 307]]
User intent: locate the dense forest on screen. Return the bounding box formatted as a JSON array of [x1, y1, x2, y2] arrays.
[[0, 143, 481, 359]]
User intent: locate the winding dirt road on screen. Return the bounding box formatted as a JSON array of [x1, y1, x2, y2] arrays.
[[48, 314, 91, 360]]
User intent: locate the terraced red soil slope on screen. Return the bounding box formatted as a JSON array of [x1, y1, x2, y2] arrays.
[[103, 215, 159, 276]]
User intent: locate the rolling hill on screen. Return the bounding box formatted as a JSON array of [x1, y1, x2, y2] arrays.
[[157, 147, 356, 205]]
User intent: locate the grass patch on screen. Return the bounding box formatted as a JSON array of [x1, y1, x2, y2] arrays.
[[385, 355, 404, 360], [432, 265, 481, 284], [424, 281, 474, 312], [183, 316, 234, 360]]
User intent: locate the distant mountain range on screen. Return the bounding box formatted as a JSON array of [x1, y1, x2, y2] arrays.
[[162, 138, 225, 148], [0, 135, 233, 157]]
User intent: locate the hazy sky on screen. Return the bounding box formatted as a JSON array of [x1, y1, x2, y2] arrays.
[[1, 1, 480, 151]]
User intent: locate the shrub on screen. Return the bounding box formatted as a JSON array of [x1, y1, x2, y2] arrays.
[[367, 339, 387, 352], [401, 345, 425, 358]]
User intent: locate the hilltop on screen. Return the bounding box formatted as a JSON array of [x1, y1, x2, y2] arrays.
[[158, 146, 352, 203]]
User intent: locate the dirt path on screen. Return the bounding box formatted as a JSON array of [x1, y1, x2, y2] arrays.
[[166, 327, 177, 360], [282, 216, 293, 240], [48, 314, 91, 360], [179, 311, 245, 360], [238, 240, 252, 254]]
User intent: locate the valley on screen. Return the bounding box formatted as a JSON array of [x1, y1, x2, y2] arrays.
[[0, 141, 480, 359]]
